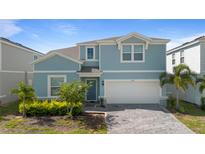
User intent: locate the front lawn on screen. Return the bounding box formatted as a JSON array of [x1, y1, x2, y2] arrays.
[[0, 102, 107, 134], [168, 101, 205, 134]]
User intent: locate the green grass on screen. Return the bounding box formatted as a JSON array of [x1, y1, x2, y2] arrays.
[[0, 102, 19, 116], [0, 102, 107, 134], [168, 101, 205, 134]]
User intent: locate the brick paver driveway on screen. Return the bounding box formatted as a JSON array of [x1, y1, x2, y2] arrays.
[[105, 104, 193, 134]]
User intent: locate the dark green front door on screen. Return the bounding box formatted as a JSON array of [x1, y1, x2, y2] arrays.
[[86, 79, 97, 101]]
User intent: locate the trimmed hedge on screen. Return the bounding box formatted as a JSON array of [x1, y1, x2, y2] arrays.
[[19, 100, 83, 116]]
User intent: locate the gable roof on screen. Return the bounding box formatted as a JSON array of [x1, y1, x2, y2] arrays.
[[77, 32, 170, 45], [167, 36, 205, 54], [32, 51, 82, 65], [48, 46, 79, 60], [0, 37, 43, 55]]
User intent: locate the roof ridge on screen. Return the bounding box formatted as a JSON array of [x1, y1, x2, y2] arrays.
[[0, 37, 43, 55]]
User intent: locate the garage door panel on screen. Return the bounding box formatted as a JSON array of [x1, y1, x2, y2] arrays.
[[105, 80, 160, 104]]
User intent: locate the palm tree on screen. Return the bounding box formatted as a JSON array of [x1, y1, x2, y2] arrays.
[[196, 75, 205, 94], [160, 64, 195, 109], [11, 81, 36, 117]]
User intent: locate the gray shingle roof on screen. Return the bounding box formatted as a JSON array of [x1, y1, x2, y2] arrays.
[[167, 36, 205, 53], [49, 46, 80, 60], [0, 37, 43, 55], [79, 66, 101, 73]]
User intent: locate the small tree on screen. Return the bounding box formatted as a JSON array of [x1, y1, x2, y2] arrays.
[[160, 64, 195, 110], [11, 81, 36, 117], [196, 75, 205, 109], [58, 81, 90, 117]]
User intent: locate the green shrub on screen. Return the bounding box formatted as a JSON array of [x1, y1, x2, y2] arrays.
[[19, 100, 82, 116], [201, 97, 205, 111], [167, 96, 176, 110], [59, 81, 90, 116]]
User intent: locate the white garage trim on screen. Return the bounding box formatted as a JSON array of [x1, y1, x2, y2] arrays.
[[104, 79, 161, 104]]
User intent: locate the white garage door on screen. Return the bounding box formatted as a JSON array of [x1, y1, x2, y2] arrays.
[[105, 80, 161, 104]]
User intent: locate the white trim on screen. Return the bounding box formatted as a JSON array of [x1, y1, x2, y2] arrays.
[[0, 42, 2, 70], [0, 70, 33, 73], [0, 40, 43, 56], [32, 52, 83, 65], [85, 79, 97, 101], [76, 43, 98, 46], [34, 70, 76, 73], [167, 40, 200, 54], [77, 72, 102, 77], [104, 79, 160, 82], [103, 70, 165, 73], [47, 75, 67, 97], [0, 95, 6, 98], [104, 79, 161, 104], [116, 32, 152, 43], [85, 46, 96, 61], [120, 43, 145, 63]]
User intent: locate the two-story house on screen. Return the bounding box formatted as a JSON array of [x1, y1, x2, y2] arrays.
[[33, 32, 170, 104], [166, 36, 205, 105], [0, 38, 43, 103]]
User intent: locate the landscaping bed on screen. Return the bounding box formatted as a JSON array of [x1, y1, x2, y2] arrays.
[[167, 101, 205, 134], [0, 102, 107, 134]]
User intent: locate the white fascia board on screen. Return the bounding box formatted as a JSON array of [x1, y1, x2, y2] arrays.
[[32, 52, 83, 65], [0, 40, 43, 56], [77, 72, 102, 77], [116, 32, 152, 43], [167, 40, 200, 55], [103, 70, 165, 73], [76, 43, 98, 46]]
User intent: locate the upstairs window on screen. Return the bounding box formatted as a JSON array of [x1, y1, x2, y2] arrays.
[[86, 47, 95, 60], [180, 51, 184, 63], [122, 45, 132, 61], [134, 45, 143, 61], [34, 55, 38, 60], [122, 44, 144, 62], [172, 53, 175, 65]]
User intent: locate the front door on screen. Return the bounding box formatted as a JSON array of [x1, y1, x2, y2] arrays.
[[86, 79, 97, 101]]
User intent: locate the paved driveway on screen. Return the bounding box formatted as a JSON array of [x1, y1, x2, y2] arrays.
[[105, 104, 193, 134]]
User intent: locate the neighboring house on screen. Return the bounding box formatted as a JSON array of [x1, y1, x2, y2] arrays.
[[0, 38, 43, 103], [33, 32, 170, 104], [166, 36, 205, 105]]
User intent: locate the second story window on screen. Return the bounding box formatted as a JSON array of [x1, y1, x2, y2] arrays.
[[172, 53, 175, 65], [86, 47, 95, 61], [34, 55, 38, 60], [180, 51, 184, 63], [122, 44, 144, 62]]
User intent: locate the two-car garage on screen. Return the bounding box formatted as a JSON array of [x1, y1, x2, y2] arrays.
[[104, 80, 161, 104]]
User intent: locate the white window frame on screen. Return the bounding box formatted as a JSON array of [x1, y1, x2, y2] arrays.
[[180, 50, 184, 63], [86, 46, 96, 61], [121, 43, 145, 63], [33, 55, 38, 60], [172, 53, 176, 65], [47, 75, 67, 98]]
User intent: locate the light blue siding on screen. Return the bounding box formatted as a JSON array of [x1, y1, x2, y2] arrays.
[[100, 44, 166, 70], [80, 46, 99, 67], [121, 36, 146, 43], [34, 55, 79, 71], [33, 73, 79, 98]]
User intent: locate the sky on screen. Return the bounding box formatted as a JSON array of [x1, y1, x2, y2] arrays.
[[0, 19, 205, 53]]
